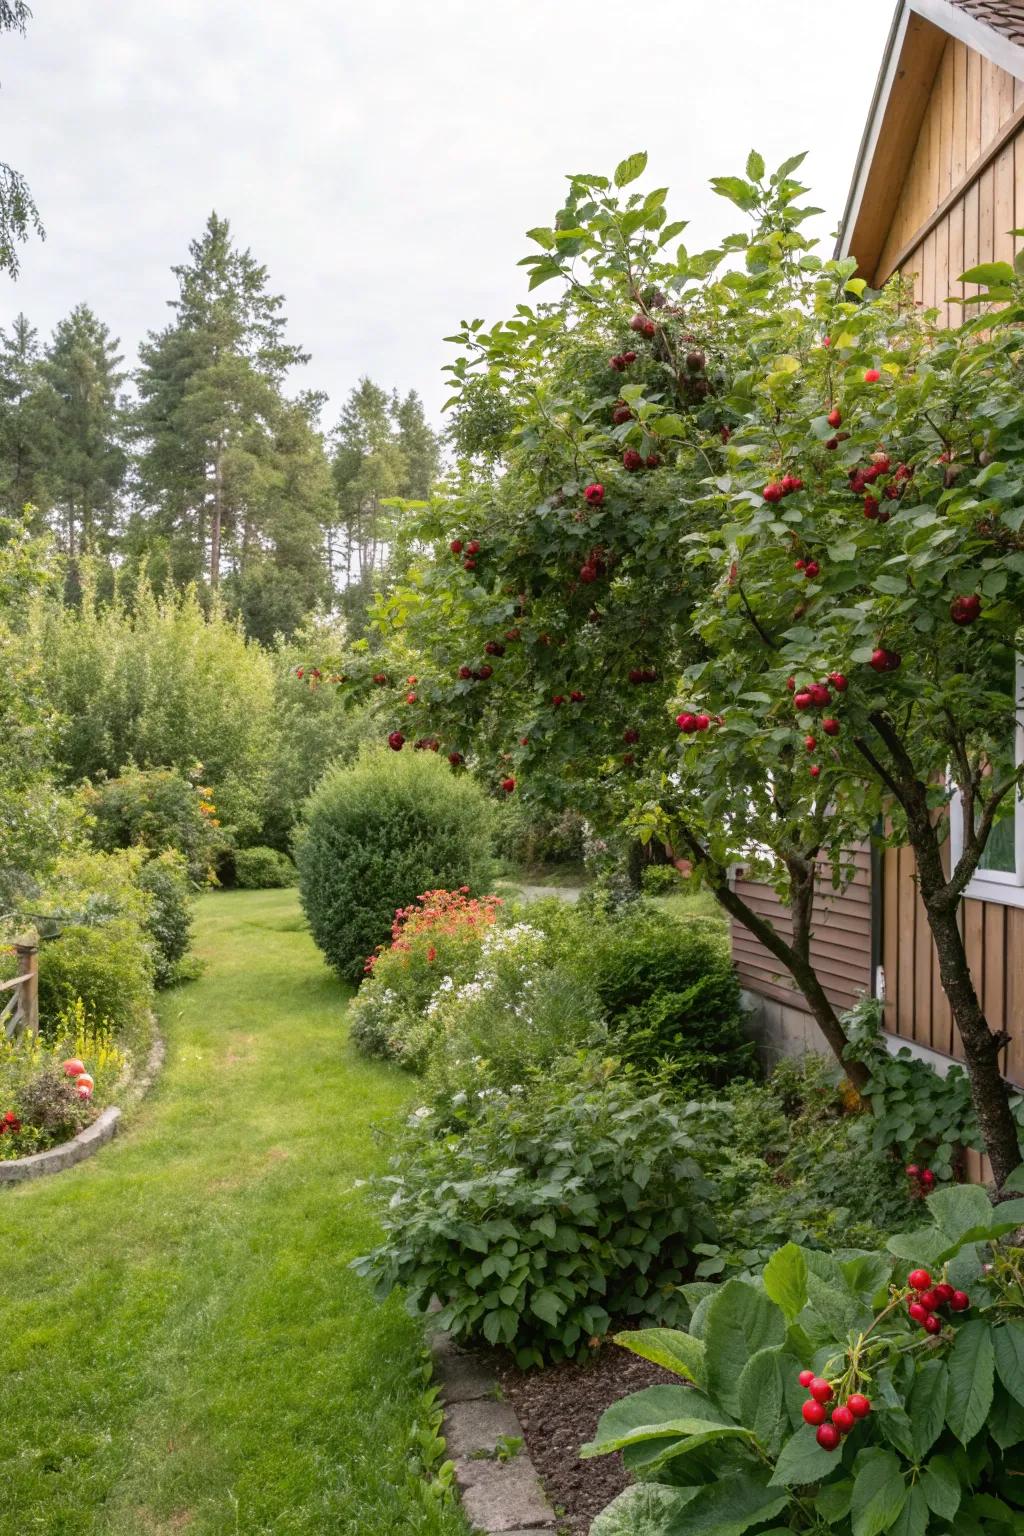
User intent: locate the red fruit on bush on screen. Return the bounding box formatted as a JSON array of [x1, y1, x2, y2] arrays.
[[645, 452, 661, 469], [694, 713, 710, 731], [296, 667, 304, 679], [387, 731, 405, 751], [809, 683, 830, 707], [825, 436, 839, 450], [450, 538, 464, 554], [822, 717, 840, 737], [827, 408, 842, 428], [676, 713, 697, 733], [609, 354, 625, 371], [794, 690, 813, 710], [803, 560, 820, 580], [570, 690, 585, 703], [847, 1394, 871, 1420], [809, 1377, 834, 1405], [831, 1405, 855, 1435], [520, 736, 529, 746], [373, 673, 388, 685], [924, 1312, 942, 1335], [406, 691, 417, 704], [828, 673, 848, 692], [622, 752, 635, 765], [76, 1083, 93, 1101], [864, 496, 880, 519], [463, 558, 477, 571], [816, 1423, 841, 1451], [484, 641, 505, 656], [501, 777, 516, 794], [809, 764, 821, 779], [584, 482, 605, 504], [934, 1283, 955, 1305], [920, 1169, 935, 1188], [447, 751, 464, 766], [802, 1399, 827, 1425], [720, 424, 732, 444], [906, 1163, 920, 1177], [458, 665, 473, 679], [908, 1269, 932, 1291], [62, 1058, 86, 1078], [476, 664, 493, 679], [786, 676, 796, 692], [919, 1289, 942, 1312], [864, 368, 881, 383], [552, 694, 565, 708], [871, 452, 891, 471], [950, 1291, 970, 1312], [629, 313, 656, 337], [762, 482, 784, 503], [504, 628, 521, 641], [623, 449, 643, 471], [622, 350, 637, 364], [805, 736, 817, 752], [466, 539, 480, 555], [794, 560, 806, 571], [798, 1369, 815, 1388], [950, 593, 981, 626], [908, 1301, 929, 1324], [869, 648, 900, 673], [612, 404, 633, 425], [580, 563, 598, 583], [623, 727, 639, 744]]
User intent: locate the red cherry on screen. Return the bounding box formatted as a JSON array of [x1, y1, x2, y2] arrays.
[[827, 408, 842, 428], [584, 482, 605, 505], [809, 1377, 833, 1404], [803, 560, 820, 579], [908, 1269, 932, 1291], [869, 648, 900, 673], [864, 496, 880, 519], [934, 1283, 955, 1305], [520, 736, 529, 746], [551, 694, 565, 708], [387, 731, 405, 752], [794, 690, 813, 710], [802, 1399, 827, 1425], [612, 404, 633, 425], [786, 676, 796, 692], [864, 368, 881, 383], [465, 539, 480, 555], [828, 673, 848, 692], [676, 713, 697, 734], [450, 538, 464, 554], [798, 1370, 815, 1388], [847, 1394, 871, 1420], [463, 558, 477, 571], [805, 736, 817, 752], [458, 665, 472, 679], [373, 673, 388, 685], [501, 776, 516, 794], [825, 436, 839, 450], [504, 628, 521, 641], [919, 1289, 942, 1312], [920, 1170, 935, 1188], [623, 727, 639, 744], [580, 563, 598, 583], [609, 354, 625, 371], [645, 452, 661, 469], [822, 718, 840, 737], [831, 1405, 855, 1435], [908, 1301, 929, 1324], [623, 449, 643, 471], [950, 1291, 970, 1312], [694, 714, 710, 731], [924, 1313, 942, 1335], [809, 764, 821, 779], [794, 560, 806, 571], [809, 683, 831, 707], [484, 640, 505, 656], [763, 482, 784, 503], [476, 664, 493, 679], [406, 691, 417, 704], [622, 752, 635, 765], [447, 751, 464, 766], [570, 690, 585, 703], [905, 1164, 920, 1177], [816, 1423, 841, 1451], [950, 594, 981, 626]]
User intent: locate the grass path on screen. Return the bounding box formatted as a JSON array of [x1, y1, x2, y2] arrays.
[[0, 889, 467, 1536]]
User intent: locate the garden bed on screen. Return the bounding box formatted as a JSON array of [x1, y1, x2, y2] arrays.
[[492, 1343, 679, 1535]]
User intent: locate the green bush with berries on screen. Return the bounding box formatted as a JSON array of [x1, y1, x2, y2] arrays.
[[586, 1178, 1024, 1535]]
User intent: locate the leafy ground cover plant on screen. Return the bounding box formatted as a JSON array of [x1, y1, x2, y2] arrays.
[[0, 999, 127, 1158], [352, 1059, 717, 1368], [584, 1180, 1024, 1534]]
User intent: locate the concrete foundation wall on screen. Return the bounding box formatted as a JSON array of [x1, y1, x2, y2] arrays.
[[740, 989, 961, 1079]]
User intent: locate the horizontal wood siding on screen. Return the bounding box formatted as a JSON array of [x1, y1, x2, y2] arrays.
[[731, 848, 873, 1014]]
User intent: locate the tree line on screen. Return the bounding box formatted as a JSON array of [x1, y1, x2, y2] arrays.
[[0, 213, 441, 643]]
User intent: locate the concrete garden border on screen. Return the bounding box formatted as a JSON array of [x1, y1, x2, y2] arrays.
[[0, 1028, 165, 1185]]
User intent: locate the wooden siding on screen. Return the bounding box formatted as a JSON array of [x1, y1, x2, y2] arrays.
[[731, 848, 873, 1015], [875, 35, 1024, 292]]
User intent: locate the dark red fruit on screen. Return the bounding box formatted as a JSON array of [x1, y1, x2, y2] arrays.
[[786, 676, 796, 692], [920, 1169, 935, 1188], [677, 713, 697, 734], [816, 1423, 841, 1451], [763, 482, 784, 503], [406, 691, 417, 704], [934, 1283, 955, 1305], [501, 777, 516, 794], [809, 764, 821, 779], [847, 1394, 871, 1420], [466, 539, 480, 555], [804, 560, 820, 579], [870, 648, 900, 673], [827, 408, 842, 428], [908, 1301, 929, 1324], [504, 628, 521, 641], [829, 673, 848, 692], [924, 1313, 942, 1335], [623, 449, 643, 471], [950, 1291, 970, 1312], [551, 694, 565, 708], [805, 736, 817, 752], [822, 718, 840, 737], [580, 564, 598, 583], [950, 594, 981, 626], [809, 683, 831, 707], [458, 665, 472, 679], [908, 1269, 932, 1291], [794, 690, 813, 710], [623, 727, 639, 744], [645, 452, 661, 469], [685, 349, 706, 372], [798, 1370, 815, 1388], [476, 664, 493, 679], [831, 1405, 855, 1435], [622, 752, 635, 765], [584, 482, 605, 504], [802, 1400, 827, 1425], [864, 496, 880, 519], [570, 690, 585, 703], [387, 731, 404, 752], [906, 1164, 920, 1177], [919, 1290, 942, 1312], [694, 713, 710, 731], [622, 350, 637, 364], [448, 751, 464, 766], [809, 1378, 834, 1405], [825, 436, 839, 450], [463, 558, 477, 571], [450, 538, 464, 554], [630, 313, 656, 337], [373, 672, 388, 685], [484, 641, 505, 656], [612, 404, 632, 425]]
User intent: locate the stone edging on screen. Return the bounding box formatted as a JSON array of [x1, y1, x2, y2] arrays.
[[430, 1328, 557, 1534], [0, 1027, 165, 1186]]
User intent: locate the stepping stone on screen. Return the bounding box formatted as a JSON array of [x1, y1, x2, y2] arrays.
[[454, 1454, 555, 1533], [446, 1398, 522, 1458]]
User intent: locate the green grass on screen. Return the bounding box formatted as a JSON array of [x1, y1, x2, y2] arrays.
[[0, 889, 467, 1536], [650, 885, 728, 928]]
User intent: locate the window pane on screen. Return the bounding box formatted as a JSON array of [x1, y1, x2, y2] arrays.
[[979, 807, 1017, 873]]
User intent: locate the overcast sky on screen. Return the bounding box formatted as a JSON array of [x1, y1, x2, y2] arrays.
[[2, 0, 896, 430]]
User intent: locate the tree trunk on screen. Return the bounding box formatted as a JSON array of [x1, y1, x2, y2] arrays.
[[210, 444, 224, 590]]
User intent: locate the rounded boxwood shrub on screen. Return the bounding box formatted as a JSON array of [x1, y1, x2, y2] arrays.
[[233, 845, 296, 890], [295, 747, 495, 983]]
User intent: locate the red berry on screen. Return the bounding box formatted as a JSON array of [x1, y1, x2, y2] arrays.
[[802, 1399, 827, 1425], [458, 665, 472, 679], [816, 1423, 841, 1451], [798, 1370, 815, 1388], [794, 560, 806, 571], [520, 736, 529, 746], [466, 539, 480, 555], [919, 1290, 942, 1312], [864, 368, 881, 383], [623, 727, 639, 744], [450, 539, 463, 554], [809, 764, 821, 779], [476, 664, 493, 679], [805, 736, 817, 752], [504, 628, 520, 641], [950, 1291, 970, 1312], [847, 1394, 871, 1420], [623, 448, 643, 471], [822, 717, 840, 737], [864, 496, 880, 519], [794, 690, 813, 710], [786, 676, 796, 692], [484, 641, 505, 656], [908, 1301, 929, 1324], [570, 690, 585, 703], [622, 350, 637, 364], [463, 558, 477, 570], [827, 408, 842, 428], [831, 1405, 855, 1435], [387, 731, 405, 752], [676, 713, 697, 734], [373, 673, 388, 685], [763, 482, 784, 503], [694, 713, 710, 731], [609, 354, 625, 371], [809, 683, 831, 707], [869, 648, 900, 673], [580, 563, 598, 583], [406, 691, 417, 704], [501, 776, 516, 794], [551, 694, 565, 708], [804, 560, 820, 579], [612, 404, 632, 425], [584, 482, 605, 504], [920, 1170, 935, 1188], [908, 1269, 932, 1291], [934, 1283, 955, 1305], [622, 752, 635, 765], [950, 594, 981, 626], [809, 1378, 833, 1405], [645, 452, 661, 469], [924, 1312, 942, 1335], [905, 1164, 920, 1177], [825, 436, 839, 450]]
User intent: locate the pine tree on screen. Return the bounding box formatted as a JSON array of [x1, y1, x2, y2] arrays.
[[0, 313, 55, 523], [394, 389, 440, 499], [42, 304, 126, 555]]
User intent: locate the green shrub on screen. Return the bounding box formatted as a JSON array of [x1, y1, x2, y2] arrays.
[[137, 851, 195, 986], [83, 766, 219, 885], [296, 747, 496, 983], [586, 1186, 1024, 1536], [352, 1062, 717, 1369], [37, 923, 153, 1053], [493, 799, 585, 870], [233, 845, 296, 890], [640, 862, 682, 895]]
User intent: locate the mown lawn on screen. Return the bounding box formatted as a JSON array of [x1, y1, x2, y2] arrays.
[[0, 889, 467, 1536]]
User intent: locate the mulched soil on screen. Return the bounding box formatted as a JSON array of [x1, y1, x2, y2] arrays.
[[492, 1342, 680, 1534]]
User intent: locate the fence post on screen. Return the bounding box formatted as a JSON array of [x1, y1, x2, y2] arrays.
[[14, 932, 38, 1039]]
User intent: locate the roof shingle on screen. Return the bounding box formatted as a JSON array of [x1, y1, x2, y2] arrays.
[[950, 0, 1024, 47]]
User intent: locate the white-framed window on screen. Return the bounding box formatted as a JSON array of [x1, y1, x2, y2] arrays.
[[948, 657, 1024, 909]]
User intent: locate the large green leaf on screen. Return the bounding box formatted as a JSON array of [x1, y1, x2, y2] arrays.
[[989, 1383, 1024, 1449], [959, 260, 1015, 287], [590, 1483, 699, 1536], [909, 1358, 948, 1458], [581, 1384, 735, 1458], [927, 1184, 994, 1244], [762, 1244, 807, 1322], [920, 1453, 961, 1521], [614, 1327, 707, 1387], [614, 152, 648, 189], [889, 1483, 929, 1536], [769, 1425, 841, 1487], [704, 1280, 785, 1419], [663, 1473, 788, 1536], [885, 1226, 951, 1269], [946, 1319, 994, 1445], [994, 1321, 1024, 1407], [851, 1452, 907, 1536], [738, 1347, 795, 1458]]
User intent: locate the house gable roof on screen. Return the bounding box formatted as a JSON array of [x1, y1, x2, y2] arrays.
[[837, 0, 1024, 276]]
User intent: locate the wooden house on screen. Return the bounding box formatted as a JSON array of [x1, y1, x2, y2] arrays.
[[732, 0, 1024, 1130]]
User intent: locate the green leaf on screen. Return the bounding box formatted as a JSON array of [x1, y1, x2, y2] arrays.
[[909, 1358, 948, 1458], [704, 1280, 785, 1418], [590, 1484, 699, 1536], [994, 1321, 1024, 1406], [614, 152, 648, 188], [710, 176, 758, 212], [1000, 1163, 1024, 1193], [738, 1347, 792, 1457], [945, 1318, 994, 1444], [816, 1478, 854, 1523], [959, 260, 1015, 287], [663, 1473, 789, 1536], [889, 1483, 928, 1536], [920, 1453, 961, 1521], [989, 1382, 1024, 1448], [775, 151, 808, 179], [746, 150, 765, 182], [851, 1452, 907, 1536], [581, 1384, 735, 1458], [762, 1243, 807, 1322], [613, 1327, 706, 1387], [530, 1288, 564, 1325], [769, 1426, 839, 1487], [927, 1183, 994, 1244]]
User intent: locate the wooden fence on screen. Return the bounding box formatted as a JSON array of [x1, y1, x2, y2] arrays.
[[0, 934, 39, 1041]]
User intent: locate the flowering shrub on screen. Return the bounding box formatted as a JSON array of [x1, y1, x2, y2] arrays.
[[0, 998, 126, 1158], [586, 1181, 1024, 1534]]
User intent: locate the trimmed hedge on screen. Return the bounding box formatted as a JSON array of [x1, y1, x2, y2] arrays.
[[234, 846, 296, 889]]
